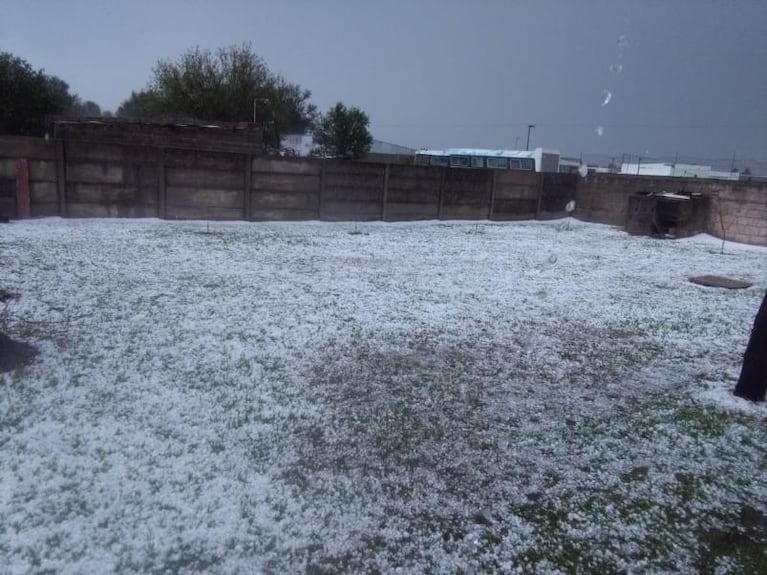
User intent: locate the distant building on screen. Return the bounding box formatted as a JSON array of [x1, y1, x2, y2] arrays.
[[414, 147, 561, 173], [369, 140, 415, 155], [280, 134, 414, 157], [620, 162, 739, 181], [558, 157, 582, 174], [280, 133, 314, 156]]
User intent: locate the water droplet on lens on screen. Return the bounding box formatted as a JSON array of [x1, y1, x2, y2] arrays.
[[595, 126, 605, 137], [617, 34, 629, 49], [601, 90, 612, 107]]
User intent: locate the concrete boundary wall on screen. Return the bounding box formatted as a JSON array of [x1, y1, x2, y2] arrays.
[[0, 136, 577, 225], [250, 158, 321, 221], [709, 185, 767, 246], [0, 138, 58, 219], [1, 135, 765, 246], [64, 141, 160, 218], [575, 173, 767, 246]]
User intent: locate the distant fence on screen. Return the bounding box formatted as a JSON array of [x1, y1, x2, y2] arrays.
[[0, 136, 578, 224], [1, 135, 766, 246]]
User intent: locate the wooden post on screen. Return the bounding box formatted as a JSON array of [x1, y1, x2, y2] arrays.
[[15, 159, 30, 219], [535, 172, 545, 220], [438, 167, 446, 220], [488, 170, 497, 220], [318, 160, 326, 220], [243, 154, 252, 221], [381, 163, 390, 221], [157, 148, 167, 219], [55, 140, 67, 218]]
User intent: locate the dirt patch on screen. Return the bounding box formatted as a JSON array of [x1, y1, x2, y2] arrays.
[[689, 275, 753, 290], [0, 332, 37, 373], [0, 289, 20, 303]]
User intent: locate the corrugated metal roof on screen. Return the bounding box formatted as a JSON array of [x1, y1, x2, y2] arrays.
[[417, 148, 537, 158]]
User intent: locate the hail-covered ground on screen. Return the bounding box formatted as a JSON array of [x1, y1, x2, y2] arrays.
[[1, 217, 766, 574]]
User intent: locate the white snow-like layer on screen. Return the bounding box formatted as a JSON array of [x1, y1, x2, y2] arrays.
[[1, 217, 766, 573]]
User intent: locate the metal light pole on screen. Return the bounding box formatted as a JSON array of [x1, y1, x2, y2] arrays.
[[253, 98, 269, 123], [526, 124, 535, 151]]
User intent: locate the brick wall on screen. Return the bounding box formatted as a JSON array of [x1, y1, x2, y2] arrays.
[[575, 173, 767, 246], [708, 184, 767, 246]]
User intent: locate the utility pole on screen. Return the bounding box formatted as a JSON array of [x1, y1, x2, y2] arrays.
[[526, 124, 535, 151]]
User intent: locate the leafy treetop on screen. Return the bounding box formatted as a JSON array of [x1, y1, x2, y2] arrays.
[[117, 44, 316, 148], [311, 102, 373, 160], [0, 52, 103, 136]]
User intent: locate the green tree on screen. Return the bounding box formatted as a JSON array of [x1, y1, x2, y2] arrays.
[[311, 102, 373, 159], [0, 52, 78, 135], [69, 99, 102, 117], [117, 44, 316, 147], [270, 79, 316, 134], [116, 90, 162, 118]]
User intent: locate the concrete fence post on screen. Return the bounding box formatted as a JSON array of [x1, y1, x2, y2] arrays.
[[244, 154, 253, 221], [318, 159, 326, 220], [14, 158, 30, 219], [489, 170, 497, 220], [535, 173, 545, 220], [157, 147, 167, 219], [438, 167, 446, 219], [55, 140, 67, 218], [382, 163, 390, 221]]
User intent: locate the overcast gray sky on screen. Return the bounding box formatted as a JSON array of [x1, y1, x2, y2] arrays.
[[2, 0, 765, 167]]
